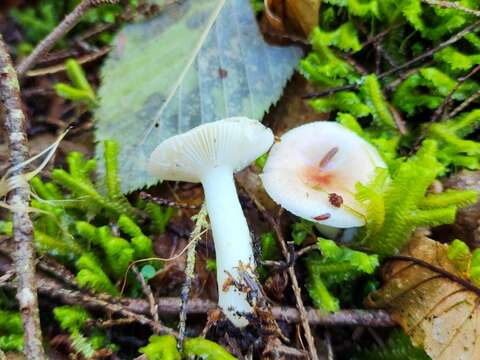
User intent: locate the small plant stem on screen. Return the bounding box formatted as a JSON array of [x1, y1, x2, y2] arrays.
[[325, 330, 334, 360], [0, 35, 46, 360], [379, 20, 480, 78], [16, 0, 120, 77], [132, 266, 160, 333], [178, 203, 208, 350], [241, 184, 318, 360], [448, 89, 480, 118], [139, 191, 200, 209], [431, 64, 480, 122], [422, 0, 480, 17]]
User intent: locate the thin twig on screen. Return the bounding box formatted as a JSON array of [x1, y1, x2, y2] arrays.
[[245, 197, 318, 360], [0, 35, 46, 360], [25, 46, 111, 77], [36, 256, 80, 289], [132, 266, 160, 333], [178, 203, 208, 350], [387, 255, 480, 296], [0, 268, 396, 327], [304, 20, 480, 99], [0, 278, 176, 335], [139, 191, 200, 209], [271, 218, 318, 359], [297, 244, 318, 258], [356, 23, 403, 52], [16, 0, 120, 76], [1, 280, 396, 327], [422, 0, 480, 17], [431, 64, 480, 122], [448, 89, 480, 118], [325, 330, 334, 360], [380, 20, 480, 78], [0, 270, 14, 285], [303, 84, 357, 100]]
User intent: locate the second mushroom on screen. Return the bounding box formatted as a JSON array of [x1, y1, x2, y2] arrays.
[[261, 121, 387, 229]]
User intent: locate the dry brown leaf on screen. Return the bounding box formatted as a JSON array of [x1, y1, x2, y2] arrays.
[[263, 0, 320, 40], [285, 0, 320, 36], [366, 232, 480, 360]]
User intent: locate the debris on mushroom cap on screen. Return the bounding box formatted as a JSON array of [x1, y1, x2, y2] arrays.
[[261, 121, 387, 228], [147, 117, 274, 183]]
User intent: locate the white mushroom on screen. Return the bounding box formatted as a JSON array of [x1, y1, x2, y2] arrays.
[[148, 117, 274, 327], [261, 121, 386, 228]]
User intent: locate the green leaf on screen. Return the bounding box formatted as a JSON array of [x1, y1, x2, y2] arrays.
[[54, 306, 91, 332], [291, 220, 315, 246], [255, 153, 268, 169], [435, 47, 480, 71], [360, 74, 396, 130], [54, 83, 95, 103], [0, 221, 12, 236], [309, 91, 371, 118], [184, 337, 237, 360], [0, 334, 24, 352], [65, 59, 94, 93], [447, 239, 471, 273], [300, 45, 358, 87], [76, 253, 119, 295], [140, 335, 182, 360], [260, 232, 281, 261], [141, 265, 156, 280], [470, 249, 480, 286], [145, 202, 175, 234], [428, 110, 480, 169], [95, 0, 302, 193], [305, 239, 379, 312], [0, 310, 23, 334], [310, 22, 362, 52]]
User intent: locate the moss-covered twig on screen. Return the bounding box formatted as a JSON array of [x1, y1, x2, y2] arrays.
[[178, 203, 208, 350], [0, 34, 46, 360]]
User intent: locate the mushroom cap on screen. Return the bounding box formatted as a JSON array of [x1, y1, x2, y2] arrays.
[[261, 121, 387, 228], [148, 117, 274, 182]]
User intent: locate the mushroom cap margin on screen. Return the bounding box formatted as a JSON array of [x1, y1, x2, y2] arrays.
[[148, 117, 274, 183]]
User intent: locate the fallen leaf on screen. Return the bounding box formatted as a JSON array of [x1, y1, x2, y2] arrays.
[[263, 0, 320, 39], [366, 232, 480, 360], [285, 0, 320, 36], [95, 0, 303, 193]]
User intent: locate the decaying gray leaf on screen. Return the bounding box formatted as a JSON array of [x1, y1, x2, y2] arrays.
[[95, 0, 303, 192]]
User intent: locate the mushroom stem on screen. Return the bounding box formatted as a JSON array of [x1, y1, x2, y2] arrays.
[[202, 165, 255, 327]]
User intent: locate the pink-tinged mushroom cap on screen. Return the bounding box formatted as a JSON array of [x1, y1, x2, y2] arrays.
[[261, 121, 387, 228]]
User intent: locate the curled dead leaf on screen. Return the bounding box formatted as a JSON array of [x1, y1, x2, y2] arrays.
[[263, 0, 320, 40], [366, 232, 480, 360], [285, 0, 320, 36]]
